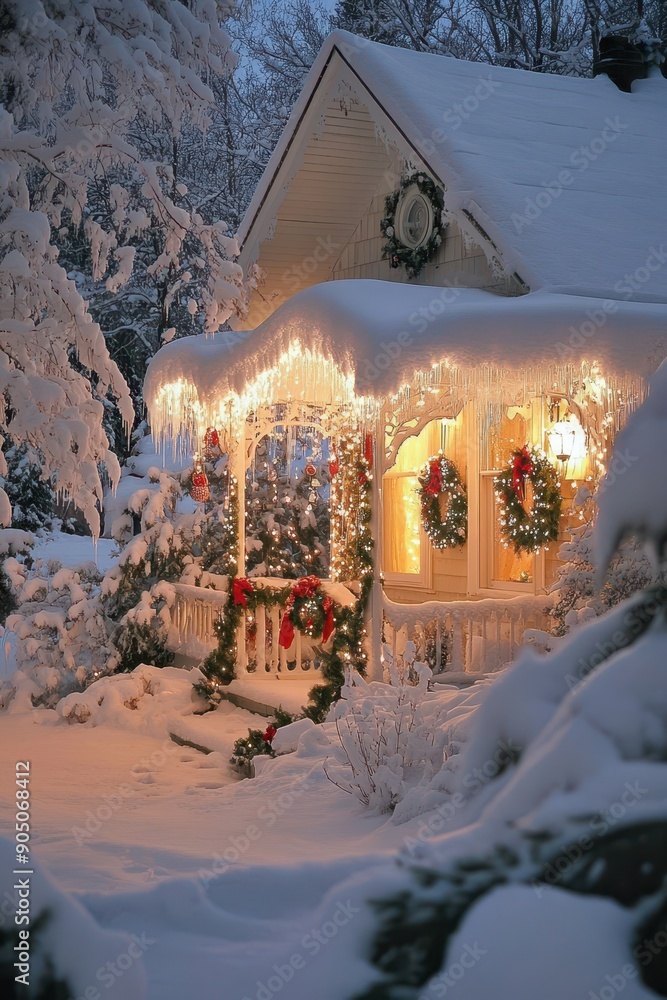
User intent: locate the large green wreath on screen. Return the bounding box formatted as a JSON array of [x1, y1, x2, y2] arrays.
[[418, 455, 468, 549], [380, 172, 444, 279], [494, 446, 562, 554]]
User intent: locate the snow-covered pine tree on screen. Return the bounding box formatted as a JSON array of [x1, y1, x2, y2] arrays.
[[245, 433, 330, 579], [0, 0, 251, 530], [550, 485, 659, 635], [1, 442, 54, 533]]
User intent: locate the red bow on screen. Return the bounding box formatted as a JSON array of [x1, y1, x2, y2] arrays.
[[204, 427, 220, 450], [262, 724, 277, 743], [322, 596, 335, 643], [232, 577, 254, 607], [424, 459, 442, 497], [329, 454, 339, 479], [278, 611, 295, 649], [364, 433, 374, 469], [291, 575, 320, 599], [511, 447, 533, 501]]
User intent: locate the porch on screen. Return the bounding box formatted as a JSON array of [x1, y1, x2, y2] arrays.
[[167, 577, 552, 708]]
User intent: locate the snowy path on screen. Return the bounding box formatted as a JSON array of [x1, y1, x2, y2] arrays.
[[0, 701, 418, 1000]]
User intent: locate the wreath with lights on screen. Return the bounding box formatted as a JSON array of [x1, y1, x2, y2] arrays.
[[380, 172, 445, 279], [494, 446, 562, 554], [418, 455, 468, 549], [278, 575, 336, 649]]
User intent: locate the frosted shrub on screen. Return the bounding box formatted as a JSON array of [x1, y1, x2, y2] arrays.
[[2, 562, 118, 708], [326, 659, 447, 813], [550, 486, 658, 635]]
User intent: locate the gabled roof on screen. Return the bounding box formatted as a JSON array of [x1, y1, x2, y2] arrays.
[[239, 30, 667, 302]]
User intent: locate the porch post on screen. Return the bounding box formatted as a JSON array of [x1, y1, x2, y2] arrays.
[[233, 416, 247, 672], [367, 417, 384, 681]]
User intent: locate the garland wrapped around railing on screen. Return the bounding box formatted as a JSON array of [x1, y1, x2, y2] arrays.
[[194, 441, 374, 722]]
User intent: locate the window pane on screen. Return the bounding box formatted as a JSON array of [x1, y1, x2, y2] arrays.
[[383, 474, 421, 575], [492, 486, 534, 583]]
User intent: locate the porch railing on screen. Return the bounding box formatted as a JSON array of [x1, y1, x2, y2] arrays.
[[169, 582, 552, 679], [383, 593, 553, 677], [169, 578, 358, 676]]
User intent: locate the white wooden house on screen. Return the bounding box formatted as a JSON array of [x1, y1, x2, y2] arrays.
[[145, 30, 667, 687]]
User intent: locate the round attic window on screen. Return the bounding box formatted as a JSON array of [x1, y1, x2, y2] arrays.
[[396, 186, 434, 249]]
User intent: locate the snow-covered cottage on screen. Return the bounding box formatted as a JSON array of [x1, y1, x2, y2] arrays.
[[145, 30, 667, 687]]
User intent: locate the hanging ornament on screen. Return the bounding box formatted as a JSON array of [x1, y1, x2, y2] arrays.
[[305, 463, 317, 477], [310, 478, 321, 488], [308, 490, 318, 504], [204, 427, 220, 454], [190, 465, 210, 503]]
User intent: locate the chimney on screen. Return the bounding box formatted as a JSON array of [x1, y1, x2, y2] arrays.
[[593, 34, 647, 92]]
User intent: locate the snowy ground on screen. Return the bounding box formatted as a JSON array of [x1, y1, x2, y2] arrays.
[[0, 512, 485, 1000], [30, 531, 119, 574], [0, 671, 480, 1000]]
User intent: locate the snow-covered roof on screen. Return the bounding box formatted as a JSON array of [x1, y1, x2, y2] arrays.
[[239, 30, 667, 301], [146, 279, 665, 411]]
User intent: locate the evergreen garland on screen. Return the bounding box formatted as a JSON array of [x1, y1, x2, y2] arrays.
[[380, 172, 444, 279], [305, 447, 374, 723], [494, 446, 562, 553]]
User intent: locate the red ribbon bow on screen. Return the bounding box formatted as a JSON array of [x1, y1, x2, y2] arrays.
[[424, 459, 442, 497], [232, 577, 254, 607], [204, 427, 220, 450], [322, 596, 335, 643], [329, 454, 339, 479], [291, 575, 321, 599], [262, 725, 277, 744], [364, 432, 374, 469], [278, 611, 295, 649], [511, 447, 533, 501]]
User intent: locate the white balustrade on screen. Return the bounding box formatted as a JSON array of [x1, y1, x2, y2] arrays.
[[383, 593, 553, 677], [169, 578, 357, 676], [170, 581, 550, 680]]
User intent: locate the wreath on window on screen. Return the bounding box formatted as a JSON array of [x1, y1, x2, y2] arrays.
[[418, 455, 468, 549], [494, 446, 562, 553], [380, 172, 444, 279]]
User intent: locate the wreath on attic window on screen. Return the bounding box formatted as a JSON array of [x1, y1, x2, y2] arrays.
[[380, 172, 445, 279]]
